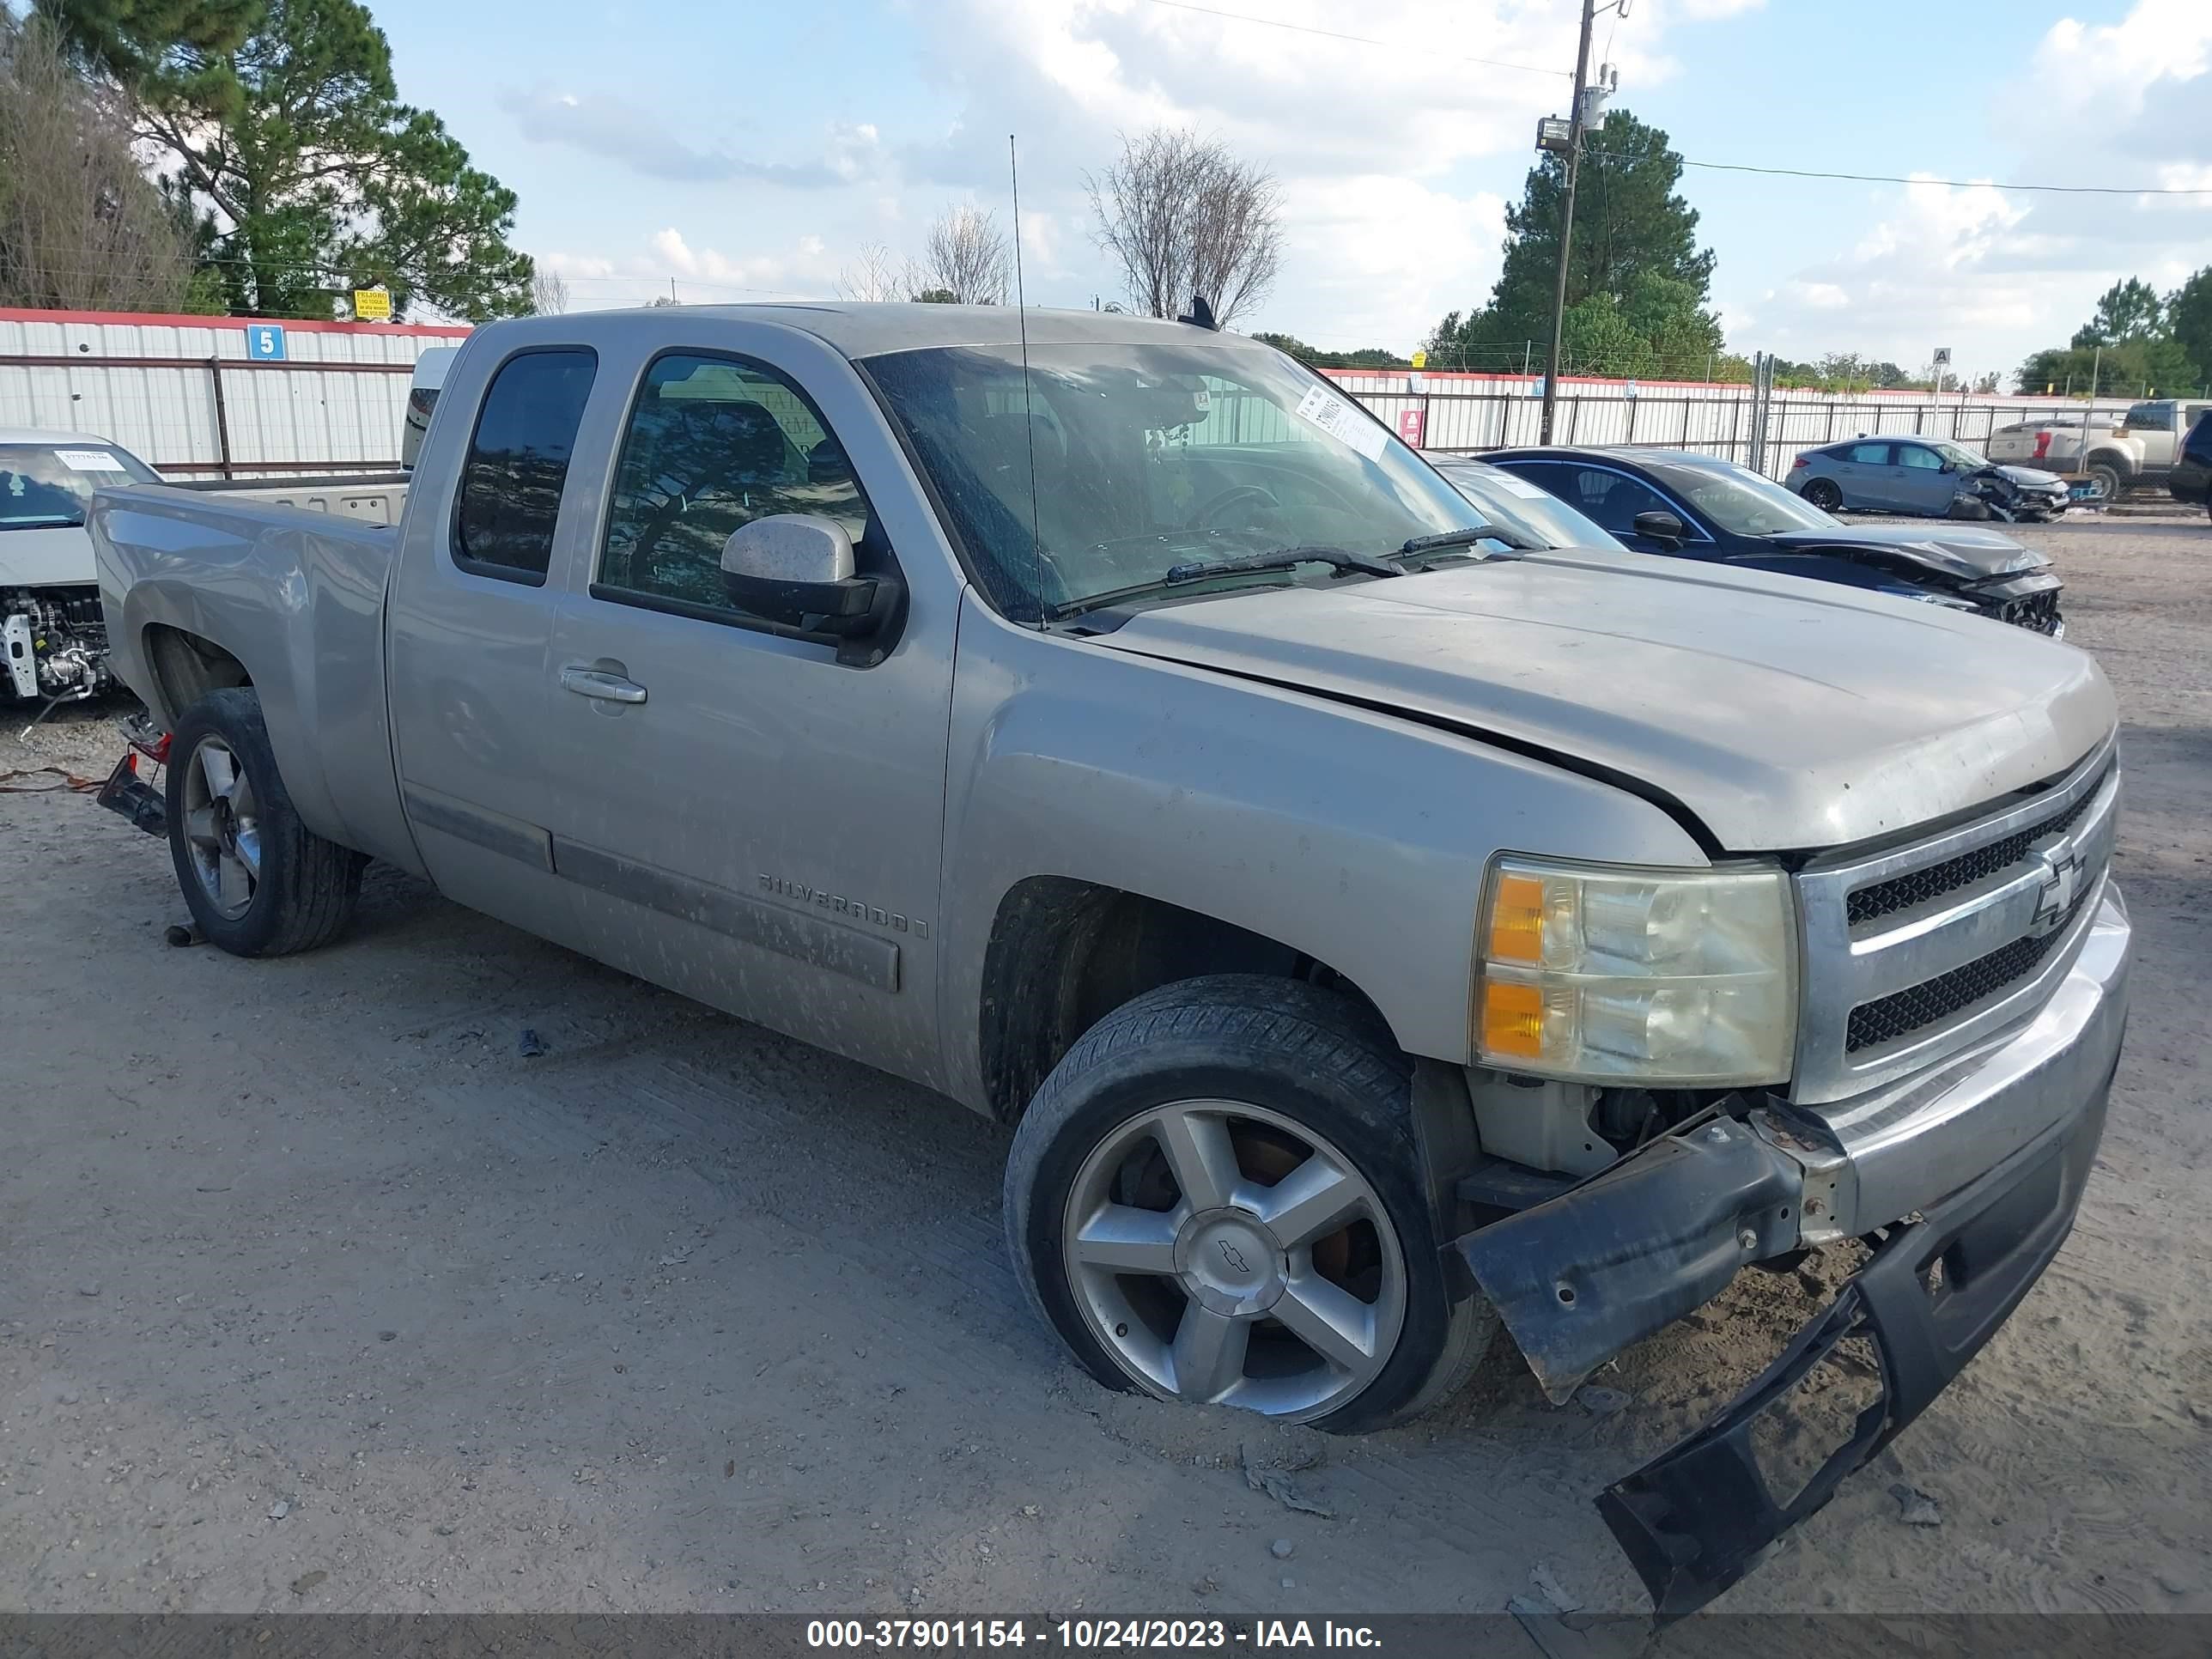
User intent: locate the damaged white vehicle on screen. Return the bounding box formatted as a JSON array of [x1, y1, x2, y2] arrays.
[[2, 428, 160, 704]]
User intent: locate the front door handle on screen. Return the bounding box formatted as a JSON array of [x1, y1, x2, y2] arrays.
[[560, 666, 647, 705]]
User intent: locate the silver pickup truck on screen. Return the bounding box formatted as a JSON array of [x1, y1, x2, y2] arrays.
[[91, 306, 2130, 1615]]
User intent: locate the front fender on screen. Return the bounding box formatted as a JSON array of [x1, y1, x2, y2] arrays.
[[933, 593, 1712, 1112]]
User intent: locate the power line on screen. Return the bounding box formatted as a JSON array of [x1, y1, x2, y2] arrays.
[[1138, 0, 1570, 78], [1634, 155, 2212, 196], [1139, 1, 2212, 197]]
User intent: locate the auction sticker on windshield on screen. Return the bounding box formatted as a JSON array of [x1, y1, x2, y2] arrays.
[[55, 449, 128, 471], [1292, 385, 1389, 462]]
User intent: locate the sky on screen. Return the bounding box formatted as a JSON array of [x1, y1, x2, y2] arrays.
[[368, 0, 2212, 387]]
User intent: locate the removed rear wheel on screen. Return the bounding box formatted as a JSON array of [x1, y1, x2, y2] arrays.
[[1005, 975, 1492, 1432]]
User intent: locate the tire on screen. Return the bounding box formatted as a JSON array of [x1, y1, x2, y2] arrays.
[[2084, 458, 2126, 501], [166, 687, 362, 957], [1802, 478, 1844, 513], [1004, 975, 1494, 1433]]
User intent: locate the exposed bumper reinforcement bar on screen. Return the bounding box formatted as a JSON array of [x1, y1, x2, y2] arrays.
[[1455, 1118, 1802, 1403]]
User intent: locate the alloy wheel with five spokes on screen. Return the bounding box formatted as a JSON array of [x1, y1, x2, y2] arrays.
[[179, 735, 262, 921], [1060, 1098, 1407, 1423]]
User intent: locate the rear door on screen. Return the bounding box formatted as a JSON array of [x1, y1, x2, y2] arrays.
[[1891, 442, 1954, 514], [1828, 441, 1899, 509], [532, 325, 957, 1085], [386, 343, 599, 934]]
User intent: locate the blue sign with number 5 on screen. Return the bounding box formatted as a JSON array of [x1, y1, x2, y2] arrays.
[[246, 325, 287, 362]]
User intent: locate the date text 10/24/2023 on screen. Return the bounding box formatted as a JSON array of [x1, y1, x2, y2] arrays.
[[805, 1621, 1384, 1650]]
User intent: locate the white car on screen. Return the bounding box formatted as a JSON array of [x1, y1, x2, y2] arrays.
[[1, 428, 160, 702]]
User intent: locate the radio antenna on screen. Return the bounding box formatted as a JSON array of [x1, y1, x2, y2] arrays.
[[1010, 133, 1045, 629]]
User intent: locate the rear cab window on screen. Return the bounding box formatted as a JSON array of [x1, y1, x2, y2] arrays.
[[452, 349, 598, 584]]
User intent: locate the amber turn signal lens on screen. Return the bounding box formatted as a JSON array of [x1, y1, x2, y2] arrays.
[[1487, 872, 1547, 963], [1480, 979, 1546, 1059]]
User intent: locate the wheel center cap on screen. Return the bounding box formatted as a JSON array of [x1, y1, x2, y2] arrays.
[[1174, 1209, 1285, 1316]]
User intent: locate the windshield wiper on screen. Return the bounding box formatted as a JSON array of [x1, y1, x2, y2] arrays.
[[1163, 545, 1403, 584], [1049, 545, 1399, 622], [1397, 524, 1542, 557]]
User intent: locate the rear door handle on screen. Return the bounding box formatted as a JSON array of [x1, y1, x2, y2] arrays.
[[560, 666, 647, 705]]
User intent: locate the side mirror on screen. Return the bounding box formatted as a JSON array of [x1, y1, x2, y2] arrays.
[[1938, 459, 1958, 474], [1631, 509, 1686, 548], [719, 514, 898, 644]]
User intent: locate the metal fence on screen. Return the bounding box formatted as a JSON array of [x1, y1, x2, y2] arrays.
[[1323, 371, 2118, 480], [1, 307, 466, 477]]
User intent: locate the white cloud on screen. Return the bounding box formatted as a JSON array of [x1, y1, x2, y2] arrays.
[[1737, 0, 2212, 380]]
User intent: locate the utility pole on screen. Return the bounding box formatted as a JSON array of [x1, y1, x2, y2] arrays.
[[1540, 0, 1600, 445]]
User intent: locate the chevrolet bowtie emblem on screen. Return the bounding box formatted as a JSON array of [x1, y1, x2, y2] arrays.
[[2028, 844, 2082, 937]]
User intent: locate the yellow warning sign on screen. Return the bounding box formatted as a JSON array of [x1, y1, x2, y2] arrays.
[[1410, 349, 1428, 369], [352, 289, 392, 322]]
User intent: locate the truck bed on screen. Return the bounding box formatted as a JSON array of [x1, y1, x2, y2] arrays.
[[89, 484, 419, 873]]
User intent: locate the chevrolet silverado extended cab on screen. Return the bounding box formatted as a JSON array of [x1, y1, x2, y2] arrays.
[[91, 306, 2131, 1615]]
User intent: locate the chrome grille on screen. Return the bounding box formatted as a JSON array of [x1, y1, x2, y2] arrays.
[[1846, 787, 2094, 926], [1790, 741, 2118, 1105], [1845, 890, 2090, 1051]]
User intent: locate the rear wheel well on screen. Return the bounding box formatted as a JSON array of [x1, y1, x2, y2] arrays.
[[144, 625, 250, 723], [2084, 448, 2135, 478], [977, 876, 1389, 1122]]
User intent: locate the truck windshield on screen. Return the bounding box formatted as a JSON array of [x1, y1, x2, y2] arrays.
[[0, 444, 159, 530], [861, 341, 1482, 619]]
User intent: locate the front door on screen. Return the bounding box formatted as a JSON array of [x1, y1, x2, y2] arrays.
[[536, 341, 956, 1085]]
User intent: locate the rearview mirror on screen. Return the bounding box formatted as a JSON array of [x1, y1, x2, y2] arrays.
[[1631, 509, 1686, 548], [720, 514, 900, 647]]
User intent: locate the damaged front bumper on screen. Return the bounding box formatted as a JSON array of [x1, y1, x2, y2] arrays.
[[1454, 884, 2130, 1616]]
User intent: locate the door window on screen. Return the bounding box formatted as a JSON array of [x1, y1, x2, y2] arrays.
[[1896, 445, 1946, 471], [453, 349, 598, 583], [1843, 442, 1892, 465], [598, 353, 875, 616], [1539, 465, 1674, 536]]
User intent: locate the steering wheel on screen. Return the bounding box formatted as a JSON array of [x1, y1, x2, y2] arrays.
[[1192, 483, 1280, 529]]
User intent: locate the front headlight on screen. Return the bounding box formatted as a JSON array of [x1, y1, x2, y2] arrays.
[[1474, 856, 1797, 1086]]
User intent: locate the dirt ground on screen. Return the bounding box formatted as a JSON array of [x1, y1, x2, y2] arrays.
[[2, 510, 2208, 1620]]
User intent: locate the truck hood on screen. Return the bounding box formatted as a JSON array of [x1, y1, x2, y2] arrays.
[[1757, 523, 2047, 581], [1086, 552, 2115, 852], [0, 524, 97, 588]]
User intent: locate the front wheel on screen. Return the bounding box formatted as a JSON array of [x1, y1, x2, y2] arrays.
[[1802, 478, 1844, 513], [1004, 976, 1493, 1432], [166, 687, 362, 956]]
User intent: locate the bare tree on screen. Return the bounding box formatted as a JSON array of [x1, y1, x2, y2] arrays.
[[916, 206, 1008, 306], [1086, 127, 1282, 326], [0, 14, 198, 311], [836, 241, 908, 303], [530, 266, 570, 314]]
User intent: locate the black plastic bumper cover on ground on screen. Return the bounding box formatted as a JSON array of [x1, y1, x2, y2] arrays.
[[1597, 1070, 2112, 1620]]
